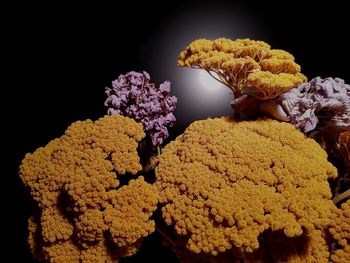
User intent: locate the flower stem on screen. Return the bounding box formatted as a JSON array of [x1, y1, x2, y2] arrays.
[[333, 188, 350, 205], [155, 225, 175, 246]]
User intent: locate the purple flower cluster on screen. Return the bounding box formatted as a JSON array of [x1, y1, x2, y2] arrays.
[[279, 77, 350, 133], [104, 71, 177, 148]]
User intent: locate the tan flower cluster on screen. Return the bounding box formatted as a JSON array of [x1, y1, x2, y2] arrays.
[[104, 177, 158, 248], [178, 38, 306, 99], [19, 115, 158, 262], [329, 200, 350, 263], [155, 117, 337, 257]]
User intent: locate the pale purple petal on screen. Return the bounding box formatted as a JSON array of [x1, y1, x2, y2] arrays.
[[104, 71, 177, 148], [278, 77, 350, 132], [160, 81, 171, 95]]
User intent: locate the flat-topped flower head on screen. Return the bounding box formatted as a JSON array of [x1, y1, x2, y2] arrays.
[[156, 117, 336, 257], [178, 38, 306, 99]]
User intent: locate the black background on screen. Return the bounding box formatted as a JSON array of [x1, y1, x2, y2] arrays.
[[7, 1, 349, 261]]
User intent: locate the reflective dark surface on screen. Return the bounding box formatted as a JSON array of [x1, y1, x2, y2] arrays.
[[7, 1, 349, 261]]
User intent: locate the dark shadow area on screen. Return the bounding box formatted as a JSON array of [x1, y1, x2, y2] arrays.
[[245, 230, 310, 261]]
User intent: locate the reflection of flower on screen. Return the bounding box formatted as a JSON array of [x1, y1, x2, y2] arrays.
[[105, 71, 178, 148], [280, 77, 350, 133]]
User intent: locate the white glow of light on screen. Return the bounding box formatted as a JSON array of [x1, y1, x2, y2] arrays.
[[198, 70, 225, 92], [142, 2, 268, 126]]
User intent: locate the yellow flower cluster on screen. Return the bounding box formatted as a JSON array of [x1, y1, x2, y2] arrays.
[[178, 38, 307, 99], [20, 115, 158, 262], [329, 200, 350, 263], [104, 177, 158, 249], [156, 117, 337, 256]]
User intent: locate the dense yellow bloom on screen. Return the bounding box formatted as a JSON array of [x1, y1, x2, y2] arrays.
[[247, 72, 307, 99], [156, 117, 337, 256], [329, 200, 350, 263], [20, 115, 158, 262], [42, 240, 81, 263], [178, 38, 307, 99], [104, 177, 158, 249], [28, 215, 44, 261]]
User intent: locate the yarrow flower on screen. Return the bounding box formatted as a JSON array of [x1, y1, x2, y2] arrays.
[[279, 77, 350, 132], [104, 71, 178, 148]]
